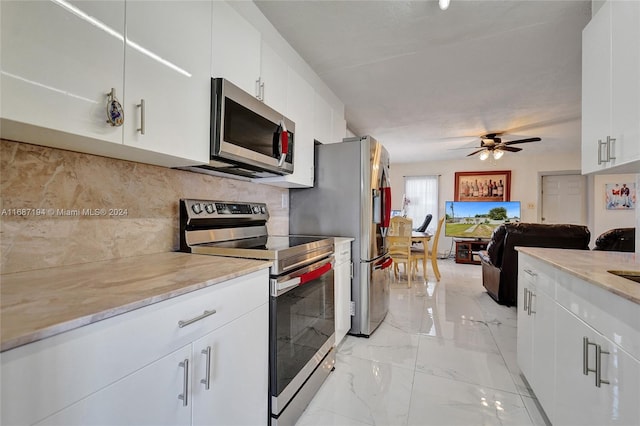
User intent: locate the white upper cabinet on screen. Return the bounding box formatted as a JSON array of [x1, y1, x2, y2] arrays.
[[0, 0, 125, 144], [258, 67, 315, 188], [314, 92, 333, 144], [211, 1, 261, 96], [582, 0, 640, 174], [1, 0, 213, 167], [259, 40, 289, 114], [124, 1, 212, 165]]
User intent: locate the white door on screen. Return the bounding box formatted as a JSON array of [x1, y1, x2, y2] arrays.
[[541, 174, 586, 225]]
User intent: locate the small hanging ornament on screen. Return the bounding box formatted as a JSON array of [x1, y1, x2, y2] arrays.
[[106, 88, 124, 127]]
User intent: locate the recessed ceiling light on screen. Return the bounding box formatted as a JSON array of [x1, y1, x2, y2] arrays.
[[439, 0, 450, 11]]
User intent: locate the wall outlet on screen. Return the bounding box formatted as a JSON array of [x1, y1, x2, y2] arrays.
[[527, 202, 535, 209], [281, 193, 289, 209]]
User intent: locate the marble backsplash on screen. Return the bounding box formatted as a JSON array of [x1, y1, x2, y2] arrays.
[[0, 140, 289, 274]]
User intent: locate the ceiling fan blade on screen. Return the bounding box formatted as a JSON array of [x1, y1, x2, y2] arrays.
[[503, 137, 541, 145], [501, 146, 523, 152], [467, 148, 486, 157]]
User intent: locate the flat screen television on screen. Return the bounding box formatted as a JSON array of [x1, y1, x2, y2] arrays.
[[445, 201, 521, 239]]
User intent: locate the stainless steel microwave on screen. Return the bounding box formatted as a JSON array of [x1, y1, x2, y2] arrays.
[[184, 78, 295, 179]]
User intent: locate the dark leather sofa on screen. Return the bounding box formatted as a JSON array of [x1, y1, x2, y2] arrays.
[[478, 223, 591, 306], [593, 227, 635, 252]]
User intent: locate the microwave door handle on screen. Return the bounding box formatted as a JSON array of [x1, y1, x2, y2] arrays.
[[277, 120, 289, 167]]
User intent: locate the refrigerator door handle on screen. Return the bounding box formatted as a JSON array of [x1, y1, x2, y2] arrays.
[[372, 189, 381, 224]]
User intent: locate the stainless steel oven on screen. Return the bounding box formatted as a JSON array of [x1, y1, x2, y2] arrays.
[[270, 256, 335, 426], [179, 199, 335, 426]]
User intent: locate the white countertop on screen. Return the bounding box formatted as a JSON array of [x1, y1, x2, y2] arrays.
[[1, 252, 272, 352], [516, 247, 639, 304]]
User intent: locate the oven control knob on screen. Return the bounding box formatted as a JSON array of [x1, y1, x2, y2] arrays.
[[191, 203, 203, 214], [260, 206, 266, 214], [205, 203, 215, 214], [252, 205, 260, 214]]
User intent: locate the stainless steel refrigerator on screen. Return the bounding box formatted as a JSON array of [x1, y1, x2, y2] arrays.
[[289, 136, 392, 337]]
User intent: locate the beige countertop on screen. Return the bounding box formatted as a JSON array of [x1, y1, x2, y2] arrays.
[[516, 247, 640, 305], [1, 252, 272, 352]]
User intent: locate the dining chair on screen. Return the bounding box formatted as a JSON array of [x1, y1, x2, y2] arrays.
[[388, 217, 414, 287], [414, 213, 432, 233], [411, 217, 444, 281]]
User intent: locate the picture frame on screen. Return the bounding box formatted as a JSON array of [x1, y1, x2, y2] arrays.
[[455, 170, 511, 201], [605, 182, 636, 210]]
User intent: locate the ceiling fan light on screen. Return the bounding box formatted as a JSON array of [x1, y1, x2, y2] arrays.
[[439, 0, 450, 11], [479, 150, 490, 161], [493, 149, 504, 160]]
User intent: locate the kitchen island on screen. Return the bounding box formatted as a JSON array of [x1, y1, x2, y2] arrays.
[[1, 252, 272, 426], [515, 247, 639, 425]]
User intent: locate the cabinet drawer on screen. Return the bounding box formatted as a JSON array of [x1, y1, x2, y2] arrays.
[[555, 270, 640, 361], [1, 269, 268, 426], [518, 254, 556, 297]]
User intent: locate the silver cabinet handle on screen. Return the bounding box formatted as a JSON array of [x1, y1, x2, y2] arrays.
[[178, 309, 217, 328], [607, 136, 616, 160], [598, 139, 605, 164], [528, 291, 535, 315], [137, 99, 145, 135], [178, 359, 189, 406], [583, 337, 591, 376], [523, 288, 529, 312], [595, 344, 610, 387], [201, 346, 212, 390]]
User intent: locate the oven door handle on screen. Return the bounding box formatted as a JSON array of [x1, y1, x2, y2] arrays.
[[271, 259, 334, 296]]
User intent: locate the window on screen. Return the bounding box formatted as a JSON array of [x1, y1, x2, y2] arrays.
[[404, 175, 439, 233]]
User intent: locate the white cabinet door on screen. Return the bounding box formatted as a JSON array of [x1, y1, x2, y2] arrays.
[[611, 0, 640, 166], [192, 304, 269, 426], [0, 0, 124, 144], [334, 240, 353, 346], [211, 1, 261, 96], [555, 305, 640, 426], [516, 279, 534, 381], [124, 0, 211, 165], [581, 1, 611, 174], [314, 92, 333, 145], [36, 345, 193, 426], [258, 67, 315, 188], [582, 0, 640, 173], [260, 40, 288, 114], [528, 288, 556, 421]]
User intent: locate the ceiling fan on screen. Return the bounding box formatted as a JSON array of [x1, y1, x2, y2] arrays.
[[467, 133, 542, 160]]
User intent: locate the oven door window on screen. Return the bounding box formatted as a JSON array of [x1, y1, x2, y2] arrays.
[[270, 268, 335, 397]]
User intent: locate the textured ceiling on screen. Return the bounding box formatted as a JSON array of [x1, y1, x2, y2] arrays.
[[254, 0, 592, 163]]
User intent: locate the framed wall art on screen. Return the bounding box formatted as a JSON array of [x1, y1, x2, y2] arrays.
[[455, 170, 511, 201], [605, 182, 636, 210]]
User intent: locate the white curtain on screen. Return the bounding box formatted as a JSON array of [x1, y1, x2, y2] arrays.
[[404, 175, 439, 233]]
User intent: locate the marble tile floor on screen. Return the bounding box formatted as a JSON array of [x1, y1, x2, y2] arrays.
[[296, 258, 550, 426]]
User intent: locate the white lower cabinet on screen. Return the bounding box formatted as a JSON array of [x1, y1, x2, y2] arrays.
[[554, 305, 640, 425], [1, 269, 269, 426], [334, 238, 354, 345], [35, 345, 193, 426], [516, 260, 556, 421], [517, 252, 640, 425], [191, 304, 268, 426]]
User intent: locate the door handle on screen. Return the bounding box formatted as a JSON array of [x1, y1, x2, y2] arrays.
[[595, 344, 610, 387]]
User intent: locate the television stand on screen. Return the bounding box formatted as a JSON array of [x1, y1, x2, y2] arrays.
[[454, 239, 488, 265]]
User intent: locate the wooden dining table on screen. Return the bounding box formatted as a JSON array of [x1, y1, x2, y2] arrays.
[[411, 231, 432, 276]]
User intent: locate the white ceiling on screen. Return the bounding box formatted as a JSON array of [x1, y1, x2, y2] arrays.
[[254, 0, 592, 163]]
